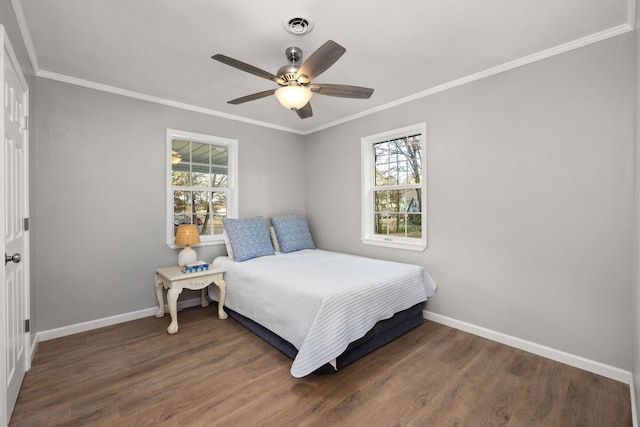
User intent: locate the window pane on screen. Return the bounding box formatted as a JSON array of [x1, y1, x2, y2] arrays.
[[191, 191, 214, 236], [387, 162, 398, 185], [192, 162, 210, 187], [374, 142, 389, 186], [406, 214, 422, 238], [375, 164, 389, 186], [173, 191, 192, 215], [387, 190, 401, 212], [211, 145, 228, 165], [211, 144, 227, 188], [211, 171, 228, 188], [401, 189, 421, 213], [191, 142, 209, 164], [397, 162, 407, 185], [191, 143, 210, 187], [375, 141, 388, 162], [171, 169, 189, 186], [173, 190, 194, 237], [211, 191, 227, 235], [389, 144, 399, 163], [376, 213, 423, 238], [375, 214, 383, 235], [172, 140, 191, 186], [172, 139, 190, 163], [374, 190, 387, 212], [406, 136, 422, 182], [193, 191, 209, 209], [376, 214, 402, 235]]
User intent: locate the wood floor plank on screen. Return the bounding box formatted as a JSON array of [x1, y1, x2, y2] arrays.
[[10, 306, 632, 426]]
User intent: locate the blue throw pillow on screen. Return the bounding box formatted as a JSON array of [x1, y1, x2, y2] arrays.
[[222, 216, 275, 262], [272, 215, 315, 253]]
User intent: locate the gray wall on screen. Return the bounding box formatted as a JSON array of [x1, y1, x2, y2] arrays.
[[306, 34, 635, 370], [634, 0, 640, 417], [33, 79, 306, 331]]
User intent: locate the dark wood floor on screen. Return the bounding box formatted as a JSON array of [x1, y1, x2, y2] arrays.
[[10, 305, 632, 426]]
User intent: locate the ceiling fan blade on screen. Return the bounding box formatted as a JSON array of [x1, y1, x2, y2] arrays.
[[296, 102, 313, 119], [296, 40, 346, 82], [228, 89, 277, 105], [310, 84, 374, 99], [212, 54, 284, 84]]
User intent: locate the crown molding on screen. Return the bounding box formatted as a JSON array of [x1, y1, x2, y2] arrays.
[[10, 0, 38, 72], [628, 0, 637, 30]]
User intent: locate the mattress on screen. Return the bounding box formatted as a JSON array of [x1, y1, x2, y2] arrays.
[[226, 302, 425, 374], [208, 249, 437, 377]]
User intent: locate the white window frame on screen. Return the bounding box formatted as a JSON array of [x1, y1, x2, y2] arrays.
[[166, 128, 238, 248], [361, 123, 427, 251]]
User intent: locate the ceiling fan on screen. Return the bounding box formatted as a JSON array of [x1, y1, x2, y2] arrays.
[[211, 40, 374, 119]]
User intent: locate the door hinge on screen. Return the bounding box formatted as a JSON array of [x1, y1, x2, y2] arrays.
[[24, 217, 29, 231], [24, 319, 30, 333], [23, 116, 29, 131]]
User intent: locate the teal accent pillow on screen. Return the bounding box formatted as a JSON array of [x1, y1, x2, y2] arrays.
[[272, 215, 315, 253], [222, 216, 275, 262]]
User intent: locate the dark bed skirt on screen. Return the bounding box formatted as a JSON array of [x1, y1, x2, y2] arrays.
[[225, 301, 426, 375]]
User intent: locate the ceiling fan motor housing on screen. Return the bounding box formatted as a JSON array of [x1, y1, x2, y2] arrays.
[[277, 47, 305, 84]]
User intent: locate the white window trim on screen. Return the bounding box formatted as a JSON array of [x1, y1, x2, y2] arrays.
[[166, 128, 238, 248], [361, 123, 427, 251]]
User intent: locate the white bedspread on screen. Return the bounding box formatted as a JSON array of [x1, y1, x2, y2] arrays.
[[209, 249, 437, 377]]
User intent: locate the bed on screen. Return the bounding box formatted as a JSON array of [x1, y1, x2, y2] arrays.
[[208, 215, 437, 377]]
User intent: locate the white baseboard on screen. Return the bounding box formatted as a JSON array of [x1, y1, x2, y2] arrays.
[[423, 310, 632, 384], [631, 375, 638, 427], [35, 297, 203, 343], [29, 334, 37, 363]]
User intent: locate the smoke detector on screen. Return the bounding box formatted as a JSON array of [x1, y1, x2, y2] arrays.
[[282, 13, 314, 35]]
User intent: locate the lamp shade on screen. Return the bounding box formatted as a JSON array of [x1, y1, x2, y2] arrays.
[[274, 85, 312, 110], [174, 224, 201, 246]]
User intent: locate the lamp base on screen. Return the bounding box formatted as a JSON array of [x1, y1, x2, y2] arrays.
[[178, 245, 197, 267]]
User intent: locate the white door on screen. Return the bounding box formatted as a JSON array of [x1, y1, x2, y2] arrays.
[[1, 28, 30, 427]]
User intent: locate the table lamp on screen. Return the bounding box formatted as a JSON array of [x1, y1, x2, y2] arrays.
[[174, 224, 201, 266]]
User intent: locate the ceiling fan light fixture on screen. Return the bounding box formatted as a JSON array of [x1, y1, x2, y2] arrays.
[[274, 85, 312, 110], [171, 151, 182, 164]]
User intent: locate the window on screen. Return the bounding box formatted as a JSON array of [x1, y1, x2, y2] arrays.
[[361, 123, 427, 251], [166, 129, 238, 247]]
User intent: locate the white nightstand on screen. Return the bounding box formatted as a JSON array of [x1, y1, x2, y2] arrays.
[[155, 265, 227, 334]]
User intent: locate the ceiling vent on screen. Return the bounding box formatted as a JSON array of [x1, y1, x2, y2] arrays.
[[283, 14, 314, 35]]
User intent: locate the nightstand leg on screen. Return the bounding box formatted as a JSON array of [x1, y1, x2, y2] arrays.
[[216, 279, 228, 320], [155, 275, 165, 318], [166, 287, 182, 334], [200, 288, 210, 308]]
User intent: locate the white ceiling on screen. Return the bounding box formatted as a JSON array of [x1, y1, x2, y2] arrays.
[[13, 0, 634, 134]]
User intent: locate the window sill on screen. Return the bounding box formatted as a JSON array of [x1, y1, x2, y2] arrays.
[[167, 239, 225, 250], [361, 236, 427, 251]]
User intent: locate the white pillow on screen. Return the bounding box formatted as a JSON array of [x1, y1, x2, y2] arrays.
[[223, 230, 234, 260], [269, 226, 280, 252]]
